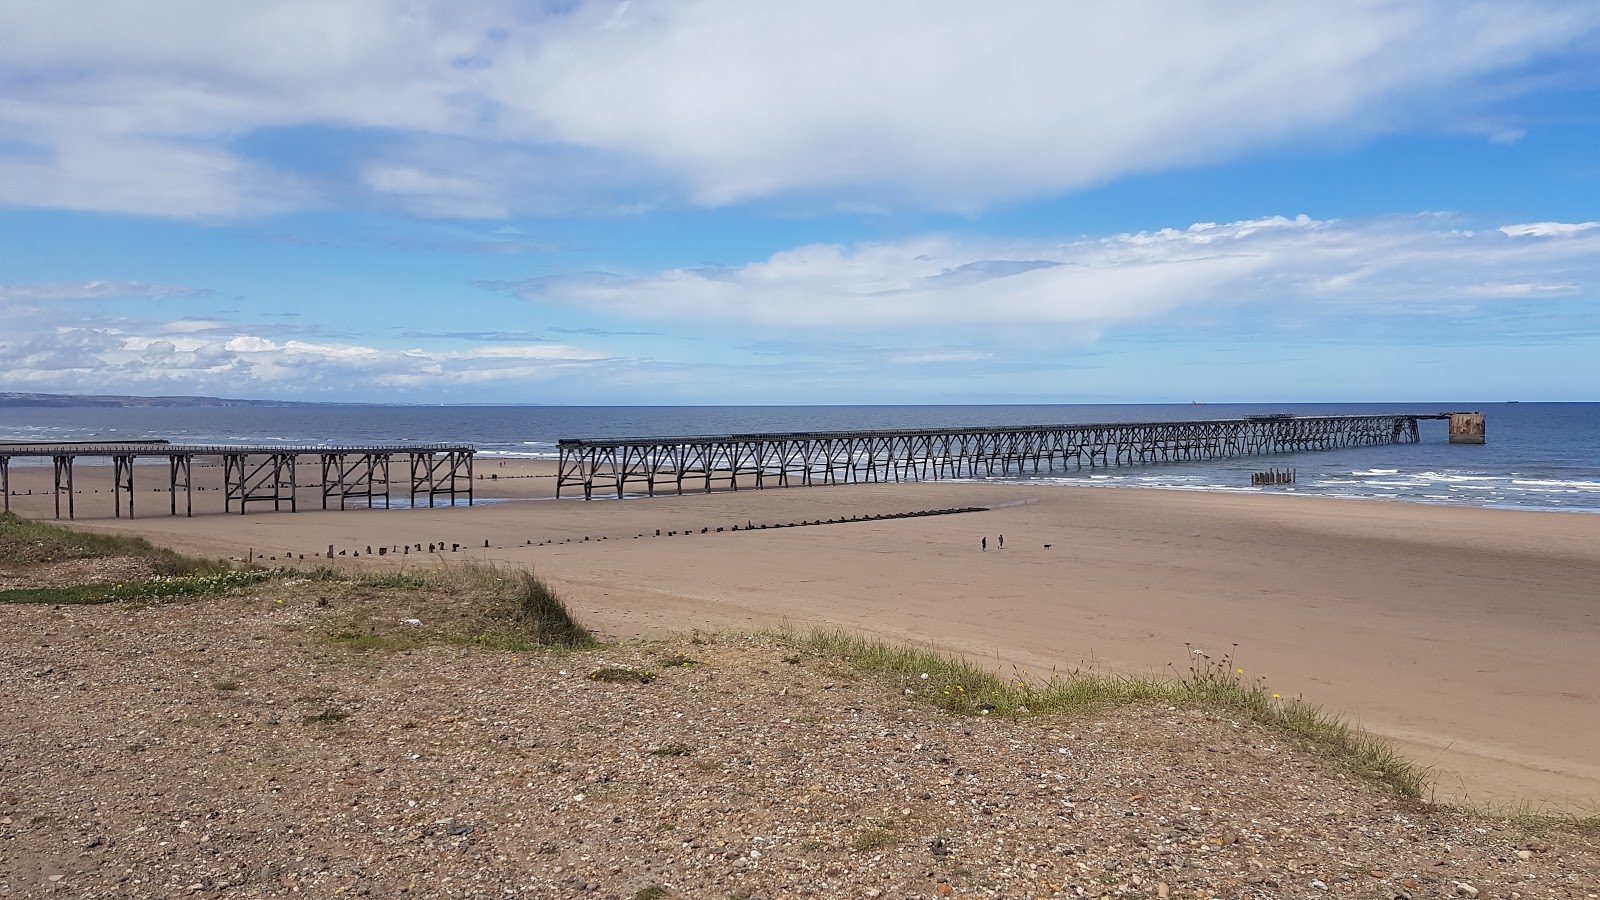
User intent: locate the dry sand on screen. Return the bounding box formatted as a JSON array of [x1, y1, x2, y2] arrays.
[[7, 459, 1599, 810]]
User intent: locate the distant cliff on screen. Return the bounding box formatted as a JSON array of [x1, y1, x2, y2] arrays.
[[0, 392, 321, 408]]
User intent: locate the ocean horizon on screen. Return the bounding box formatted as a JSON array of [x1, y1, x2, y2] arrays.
[[2, 401, 1597, 514]]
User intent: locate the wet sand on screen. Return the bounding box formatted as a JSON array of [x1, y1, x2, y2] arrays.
[[7, 458, 1599, 809]]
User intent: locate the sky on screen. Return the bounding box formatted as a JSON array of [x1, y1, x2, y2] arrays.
[[2, 1, 1598, 405]]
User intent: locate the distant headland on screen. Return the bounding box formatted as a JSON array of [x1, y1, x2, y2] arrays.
[[0, 392, 327, 409]]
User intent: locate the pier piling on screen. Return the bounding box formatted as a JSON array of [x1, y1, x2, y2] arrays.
[[556, 413, 1474, 500], [0, 442, 474, 520]]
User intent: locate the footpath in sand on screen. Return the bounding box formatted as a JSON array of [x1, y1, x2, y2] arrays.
[[10, 458, 1600, 810]]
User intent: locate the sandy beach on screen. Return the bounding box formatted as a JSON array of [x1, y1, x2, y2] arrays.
[[6, 458, 1599, 809]]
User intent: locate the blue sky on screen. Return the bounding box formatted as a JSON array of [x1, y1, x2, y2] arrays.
[[2, 1, 1598, 404]]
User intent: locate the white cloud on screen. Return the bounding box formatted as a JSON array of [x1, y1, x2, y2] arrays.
[[0, 324, 617, 396], [0, 281, 212, 303], [0, 2, 1595, 217], [1498, 222, 1600, 237], [1465, 281, 1579, 296], [486, 215, 1600, 328], [161, 318, 230, 333]]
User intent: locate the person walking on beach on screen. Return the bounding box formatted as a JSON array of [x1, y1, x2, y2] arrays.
[[981, 536, 987, 552], [998, 534, 1004, 550]]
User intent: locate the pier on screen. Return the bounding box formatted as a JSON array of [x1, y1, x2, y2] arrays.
[[0, 442, 474, 519], [556, 413, 1475, 500]]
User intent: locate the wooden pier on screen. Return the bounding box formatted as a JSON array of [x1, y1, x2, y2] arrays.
[[0, 441, 474, 519], [556, 413, 1471, 500]]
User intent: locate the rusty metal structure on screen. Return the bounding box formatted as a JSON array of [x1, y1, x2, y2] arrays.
[[0, 442, 473, 518], [556, 413, 1471, 500]]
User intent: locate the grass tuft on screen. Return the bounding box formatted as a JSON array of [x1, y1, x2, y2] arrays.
[[0, 512, 230, 575], [438, 562, 597, 650], [326, 628, 422, 652], [302, 707, 349, 725], [849, 826, 897, 852], [778, 628, 1430, 799], [590, 667, 653, 684]]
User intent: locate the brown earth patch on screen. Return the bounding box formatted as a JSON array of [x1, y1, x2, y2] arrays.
[[1, 588, 1597, 899], [0, 556, 159, 589]]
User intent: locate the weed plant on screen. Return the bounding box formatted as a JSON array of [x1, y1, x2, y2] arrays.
[[781, 629, 1429, 799]]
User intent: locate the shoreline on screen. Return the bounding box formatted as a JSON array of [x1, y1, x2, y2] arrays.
[[7, 453, 1600, 518], [6, 463, 1599, 809]]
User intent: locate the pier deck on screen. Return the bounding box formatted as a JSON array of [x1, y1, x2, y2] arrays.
[[556, 413, 1468, 499], [0, 442, 474, 519]]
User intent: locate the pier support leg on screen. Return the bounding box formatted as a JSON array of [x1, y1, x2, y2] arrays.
[[53, 455, 74, 520], [113, 455, 135, 518], [170, 455, 193, 517]]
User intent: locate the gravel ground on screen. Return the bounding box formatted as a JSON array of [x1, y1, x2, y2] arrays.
[[1, 570, 1597, 899]]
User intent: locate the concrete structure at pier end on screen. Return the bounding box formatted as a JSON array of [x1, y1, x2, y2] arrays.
[[1448, 412, 1487, 445]]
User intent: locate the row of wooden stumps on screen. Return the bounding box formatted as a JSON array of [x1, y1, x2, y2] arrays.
[[1251, 468, 1296, 485]]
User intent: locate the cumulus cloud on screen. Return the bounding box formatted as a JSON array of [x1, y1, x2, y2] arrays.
[[0, 325, 615, 396], [483, 215, 1600, 329], [0, 2, 1595, 217]]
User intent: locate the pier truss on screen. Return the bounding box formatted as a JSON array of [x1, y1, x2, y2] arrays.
[[556, 414, 1450, 500], [0, 442, 474, 519]]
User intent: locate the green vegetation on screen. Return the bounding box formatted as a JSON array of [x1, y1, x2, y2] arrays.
[[302, 707, 350, 725], [301, 566, 428, 590], [849, 826, 898, 852], [589, 667, 653, 684], [1, 516, 595, 653], [0, 511, 229, 575], [458, 563, 596, 649], [0, 569, 279, 605], [779, 629, 1430, 799], [326, 628, 422, 652], [649, 743, 692, 756]]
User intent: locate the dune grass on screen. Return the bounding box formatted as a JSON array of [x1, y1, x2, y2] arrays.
[[440, 561, 597, 650], [0, 511, 229, 575], [0, 516, 595, 653], [778, 628, 1430, 799]]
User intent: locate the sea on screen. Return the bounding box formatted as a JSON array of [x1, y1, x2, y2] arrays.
[[2, 402, 1598, 514]]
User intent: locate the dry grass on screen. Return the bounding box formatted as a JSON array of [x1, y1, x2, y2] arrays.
[[777, 628, 1431, 799]]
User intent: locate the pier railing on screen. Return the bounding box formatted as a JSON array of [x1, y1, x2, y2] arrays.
[[555, 413, 1463, 499]]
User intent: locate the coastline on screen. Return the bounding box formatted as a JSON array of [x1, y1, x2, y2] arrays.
[[8, 459, 1600, 809]]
